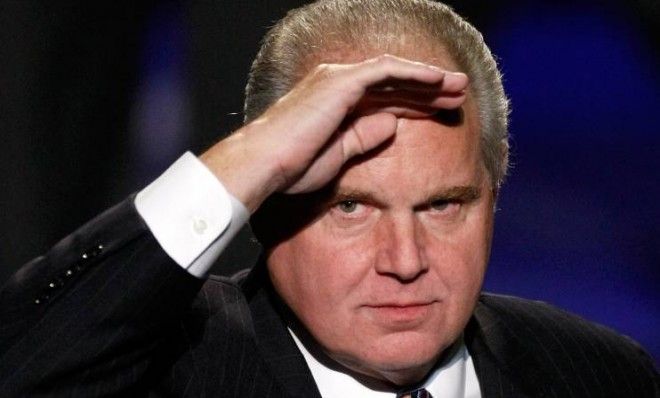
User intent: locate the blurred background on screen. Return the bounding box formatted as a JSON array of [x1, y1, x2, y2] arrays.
[[1, 0, 658, 362]]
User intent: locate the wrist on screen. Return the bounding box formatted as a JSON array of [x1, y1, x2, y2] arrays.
[[200, 128, 282, 213]]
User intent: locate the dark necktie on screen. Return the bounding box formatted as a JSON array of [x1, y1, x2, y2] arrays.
[[397, 388, 433, 398]]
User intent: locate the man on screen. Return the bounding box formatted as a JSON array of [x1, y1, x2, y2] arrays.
[[0, 0, 657, 397]]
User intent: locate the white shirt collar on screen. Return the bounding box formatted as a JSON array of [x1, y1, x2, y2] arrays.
[[289, 328, 482, 398]]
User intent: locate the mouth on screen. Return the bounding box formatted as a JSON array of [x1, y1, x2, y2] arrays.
[[363, 301, 437, 326]]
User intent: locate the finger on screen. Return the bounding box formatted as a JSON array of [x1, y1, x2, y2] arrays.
[[351, 55, 445, 88], [348, 54, 468, 92], [353, 105, 441, 119], [363, 89, 467, 109], [341, 112, 398, 160], [369, 76, 468, 94], [283, 113, 397, 194], [438, 71, 469, 92]]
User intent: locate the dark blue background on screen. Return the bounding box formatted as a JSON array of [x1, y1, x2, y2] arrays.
[[480, 2, 659, 362]]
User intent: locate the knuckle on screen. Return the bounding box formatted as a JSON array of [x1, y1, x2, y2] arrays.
[[376, 54, 395, 64], [312, 63, 334, 79]]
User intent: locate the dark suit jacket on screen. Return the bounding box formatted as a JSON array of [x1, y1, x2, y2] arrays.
[[0, 197, 658, 397]]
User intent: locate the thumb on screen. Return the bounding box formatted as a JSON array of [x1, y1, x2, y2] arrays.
[[282, 112, 398, 194], [341, 112, 398, 161]]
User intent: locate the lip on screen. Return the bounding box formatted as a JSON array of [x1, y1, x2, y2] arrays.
[[363, 302, 436, 325]]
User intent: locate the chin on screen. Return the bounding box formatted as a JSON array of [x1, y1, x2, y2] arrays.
[[333, 331, 448, 385]]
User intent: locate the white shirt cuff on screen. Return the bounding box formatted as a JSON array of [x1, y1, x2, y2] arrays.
[[135, 152, 249, 277]]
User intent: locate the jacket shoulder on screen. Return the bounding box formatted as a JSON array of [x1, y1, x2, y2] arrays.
[[478, 293, 646, 351], [473, 293, 659, 397]]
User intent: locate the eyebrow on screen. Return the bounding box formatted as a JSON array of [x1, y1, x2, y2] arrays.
[[427, 186, 481, 202], [330, 185, 481, 206], [331, 189, 379, 204]]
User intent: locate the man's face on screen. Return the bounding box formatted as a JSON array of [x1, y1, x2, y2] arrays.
[[267, 95, 494, 384]]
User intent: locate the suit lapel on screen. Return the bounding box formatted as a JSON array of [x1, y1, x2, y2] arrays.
[[465, 296, 548, 398], [243, 261, 323, 398]]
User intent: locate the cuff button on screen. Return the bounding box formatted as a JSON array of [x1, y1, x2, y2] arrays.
[[192, 218, 208, 235]]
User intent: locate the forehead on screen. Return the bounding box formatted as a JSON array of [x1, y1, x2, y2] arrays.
[[336, 102, 484, 200]]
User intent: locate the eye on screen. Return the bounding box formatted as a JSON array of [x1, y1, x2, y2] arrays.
[[329, 199, 370, 221], [336, 200, 359, 213], [430, 199, 451, 211], [428, 199, 461, 217]]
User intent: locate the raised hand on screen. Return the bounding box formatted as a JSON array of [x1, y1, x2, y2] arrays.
[[201, 54, 469, 212]]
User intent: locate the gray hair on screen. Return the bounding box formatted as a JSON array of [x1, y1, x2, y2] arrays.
[[244, 0, 510, 189]]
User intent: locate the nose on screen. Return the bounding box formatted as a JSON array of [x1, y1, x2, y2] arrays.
[[375, 213, 428, 282]]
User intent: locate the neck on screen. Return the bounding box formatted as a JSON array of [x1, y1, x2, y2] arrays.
[[289, 318, 463, 389]]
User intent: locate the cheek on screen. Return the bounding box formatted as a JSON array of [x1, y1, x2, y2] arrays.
[[426, 205, 493, 300], [267, 222, 376, 315], [267, 224, 381, 355]]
